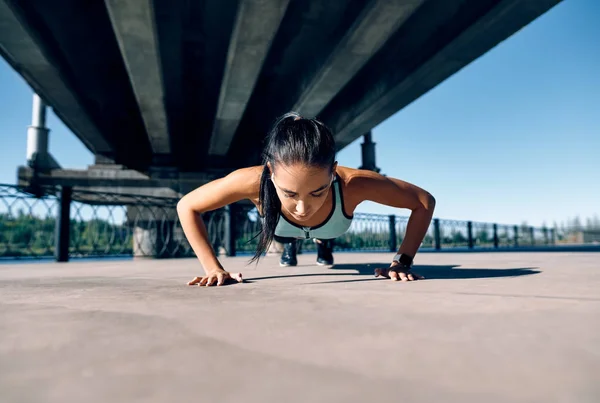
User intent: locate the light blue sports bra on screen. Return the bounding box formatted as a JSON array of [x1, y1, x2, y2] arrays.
[[274, 175, 353, 240]]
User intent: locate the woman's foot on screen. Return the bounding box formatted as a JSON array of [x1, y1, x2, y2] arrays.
[[316, 240, 334, 266], [279, 240, 298, 267]]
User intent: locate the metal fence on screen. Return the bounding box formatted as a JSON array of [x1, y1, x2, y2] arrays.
[[0, 183, 592, 262]]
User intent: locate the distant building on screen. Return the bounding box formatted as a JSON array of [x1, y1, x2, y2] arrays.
[[565, 230, 600, 244]]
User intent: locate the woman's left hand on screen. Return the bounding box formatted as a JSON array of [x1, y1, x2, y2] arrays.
[[374, 262, 424, 281]]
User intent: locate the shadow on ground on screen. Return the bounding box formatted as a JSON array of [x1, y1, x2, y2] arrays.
[[248, 263, 540, 284]]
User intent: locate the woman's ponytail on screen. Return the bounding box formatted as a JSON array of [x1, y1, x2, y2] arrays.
[[249, 164, 281, 264]]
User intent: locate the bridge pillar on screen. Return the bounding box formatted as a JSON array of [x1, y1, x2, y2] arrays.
[[127, 206, 187, 258], [54, 186, 72, 262], [26, 94, 49, 168], [26, 94, 60, 173], [359, 131, 380, 173]]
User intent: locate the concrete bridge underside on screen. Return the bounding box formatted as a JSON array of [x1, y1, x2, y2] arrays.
[[0, 0, 561, 193]]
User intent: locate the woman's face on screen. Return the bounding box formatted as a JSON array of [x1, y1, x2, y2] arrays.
[[269, 162, 336, 222]]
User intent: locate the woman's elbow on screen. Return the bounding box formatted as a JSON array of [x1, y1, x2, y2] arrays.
[[176, 197, 191, 217], [422, 193, 436, 213]]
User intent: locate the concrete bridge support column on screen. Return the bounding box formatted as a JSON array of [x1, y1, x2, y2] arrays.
[[127, 206, 187, 258], [26, 94, 60, 172], [359, 131, 380, 173], [132, 223, 166, 258], [26, 94, 49, 167], [54, 186, 72, 262]]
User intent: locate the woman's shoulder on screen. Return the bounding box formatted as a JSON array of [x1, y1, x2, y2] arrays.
[[230, 165, 264, 179], [229, 165, 265, 211], [336, 165, 382, 185], [335, 166, 378, 209], [227, 165, 263, 194], [336, 165, 398, 205]]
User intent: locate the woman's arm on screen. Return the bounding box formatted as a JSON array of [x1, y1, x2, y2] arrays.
[[347, 170, 436, 259], [177, 167, 260, 274]]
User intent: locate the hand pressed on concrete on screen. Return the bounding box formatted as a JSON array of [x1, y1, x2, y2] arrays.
[[187, 262, 423, 286], [374, 261, 424, 282], [187, 268, 243, 287]]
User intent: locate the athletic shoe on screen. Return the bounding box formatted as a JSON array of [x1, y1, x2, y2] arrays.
[[316, 240, 334, 266], [279, 240, 298, 267]]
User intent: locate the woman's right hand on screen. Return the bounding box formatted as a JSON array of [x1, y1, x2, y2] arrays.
[[187, 268, 243, 287]]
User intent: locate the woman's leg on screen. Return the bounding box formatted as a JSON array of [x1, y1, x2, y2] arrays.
[[315, 238, 334, 266], [274, 235, 298, 267], [274, 235, 297, 244]]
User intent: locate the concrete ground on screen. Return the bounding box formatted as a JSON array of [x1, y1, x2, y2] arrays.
[[0, 252, 599, 403]]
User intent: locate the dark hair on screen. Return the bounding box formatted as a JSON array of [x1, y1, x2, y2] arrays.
[[249, 112, 336, 264]]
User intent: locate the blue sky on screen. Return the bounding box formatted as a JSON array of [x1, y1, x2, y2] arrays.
[[1, 0, 598, 227]]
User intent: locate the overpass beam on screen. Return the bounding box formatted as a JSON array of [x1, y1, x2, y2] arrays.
[[16, 165, 221, 191], [327, 0, 563, 149], [293, 0, 425, 118], [208, 0, 290, 156], [0, 0, 113, 156], [105, 0, 171, 155]]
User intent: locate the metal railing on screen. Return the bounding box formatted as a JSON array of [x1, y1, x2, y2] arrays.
[[1, 183, 594, 261]]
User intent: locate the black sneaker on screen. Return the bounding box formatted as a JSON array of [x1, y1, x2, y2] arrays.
[[280, 240, 298, 267], [316, 240, 334, 266]]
